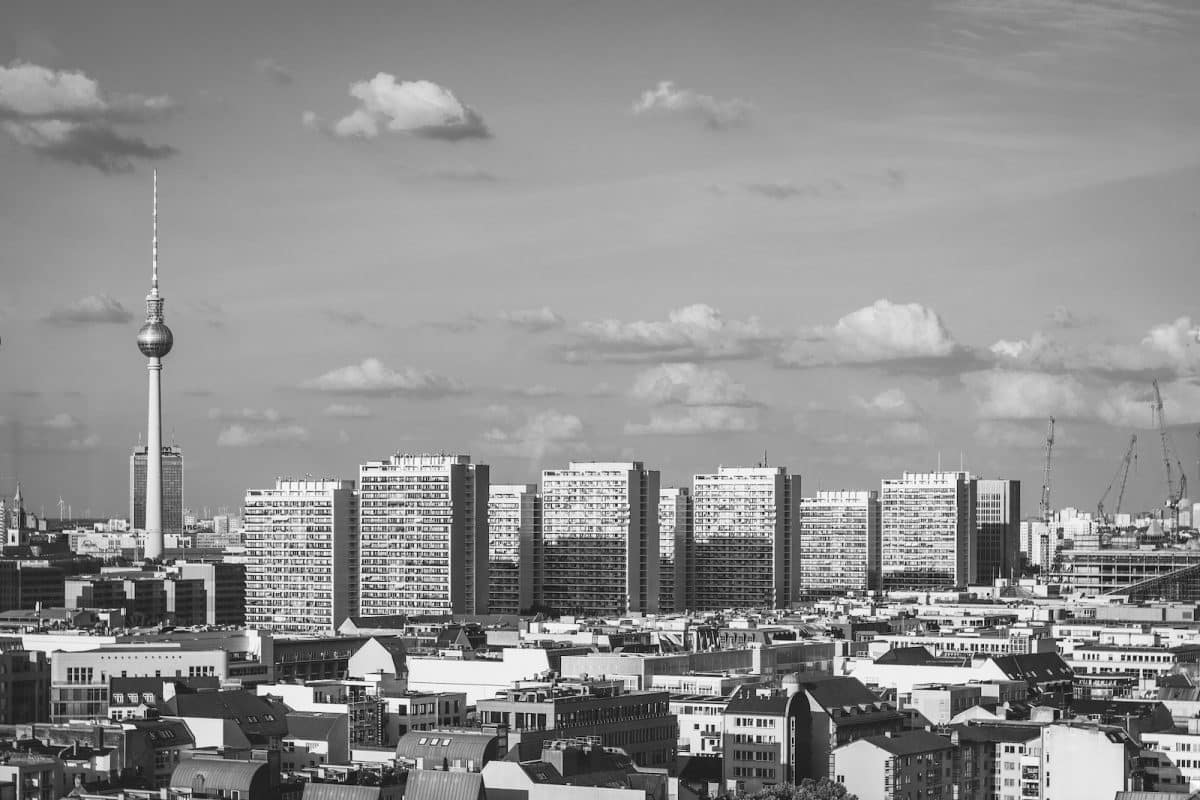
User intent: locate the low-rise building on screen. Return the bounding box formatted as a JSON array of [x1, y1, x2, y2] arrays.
[[0, 639, 49, 725], [833, 730, 956, 800], [722, 686, 804, 795]]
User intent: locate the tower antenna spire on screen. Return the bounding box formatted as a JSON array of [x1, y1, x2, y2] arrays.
[[152, 169, 159, 292]]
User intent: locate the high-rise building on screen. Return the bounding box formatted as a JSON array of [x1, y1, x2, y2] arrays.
[[541, 461, 659, 617], [487, 483, 539, 615], [799, 490, 881, 597], [243, 479, 357, 633], [359, 454, 489, 616], [129, 445, 184, 536], [135, 171, 174, 561], [692, 466, 800, 610], [975, 479, 1020, 582], [658, 487, 692, 614], [880, 471, 977, 590]]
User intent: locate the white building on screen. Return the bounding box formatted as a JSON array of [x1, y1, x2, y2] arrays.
[[243, 479, 358, 633], [692, 466, 800, 610], [487, 484, 539, 615], [658, 487, 692, 614], [359, 454, 489, 616], [540, 462, 660, 617], [881, 471, 976, 590], [799, 490, 880, 597]]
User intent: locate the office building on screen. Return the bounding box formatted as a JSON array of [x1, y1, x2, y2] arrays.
[[658, 487, 692, 614], [799, 490, 881, 596], [0, 640, 50, 724], [244, 479, 358, 633], [881, 471, 976, 590], [129, 445, 184, 537], [976, 479, 1020, 582], [692, 466, 799, 610], [540, 461, 659, 617], [359, 454, 489, 616], [487, 483, 539, 615]]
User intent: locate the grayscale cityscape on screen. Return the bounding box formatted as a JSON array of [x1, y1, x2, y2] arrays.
[[1, 2, 1199, 800]]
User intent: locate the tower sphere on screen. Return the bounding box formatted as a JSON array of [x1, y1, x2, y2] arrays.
[[137, 320, 173, 358]]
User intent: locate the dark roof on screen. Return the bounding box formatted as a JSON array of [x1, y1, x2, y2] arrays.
[[874, 646, 940, 665], [856, 731, 954, 756], [302, 784, 385, 800], [403, 769, 484, 800], [285, 712, 346, 741], [725, 688, 793, 716], [676, 754, 724, 782], [519, 761, 564, 784], [1072, 699, 1167, 719], [170, 759, 268, 793], [162, 690, 288, 741], [395, 730, 500, 767], [990, 653, 1074, 683], [799, 675, 881, 710], [951, 723, 1043, 744]]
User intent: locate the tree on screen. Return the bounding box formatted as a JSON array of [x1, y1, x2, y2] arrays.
[[740, 778, 858, 800]]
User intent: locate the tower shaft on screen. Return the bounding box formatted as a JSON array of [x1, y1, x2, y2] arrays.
[[145, 358, 164, 559]]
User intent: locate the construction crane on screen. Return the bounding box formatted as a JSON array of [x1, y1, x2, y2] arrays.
[[1040, 417, 1055, 522], [1097, 434, 1136, 524], [1151, 380, 1188, 526], [57, 496, 65, 521]]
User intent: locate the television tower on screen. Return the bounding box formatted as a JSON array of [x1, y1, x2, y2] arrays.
[[136, 170, 173, 560]]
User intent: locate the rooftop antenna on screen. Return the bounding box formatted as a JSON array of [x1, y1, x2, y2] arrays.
[[152, 168, 159, 293]]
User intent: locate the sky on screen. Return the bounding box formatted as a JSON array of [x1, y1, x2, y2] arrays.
[[1, 0, 1199, 519]]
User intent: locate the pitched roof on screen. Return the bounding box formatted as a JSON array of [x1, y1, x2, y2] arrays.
[[799, 675, 881, 709], [855, 731, 954, 756], [726, 688, 793, 715], [874, 646, 940, 666], [170, 759, 268, 793], [395, 730, 500, 768], [951, 723, 1043, 744], [990, 653, 1074, 683], [162, 690, 288, 740], [302, 784, 386, 800], [285, 712, 346, 741], [403, 769, 484, 800]]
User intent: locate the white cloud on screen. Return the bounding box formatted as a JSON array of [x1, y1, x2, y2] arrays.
[[962, 369, 1092, 419], [41, 412, 80, 429], [624, 406, 758, 436], [254, 58, 294, 86], [880, 420, 931, 445], [850, 388, 921, 419], [567, 304, 777, 363], [503, 384, 563, 398], [630, 363, 754, 407], [990, 316, 1200, 377], [499, 307, 564, 332], [42, 294, 133, 326], [217, 423, 310, 448], [632, 81, 752, 130], [62, 433, 100, 452], [483, 410, 584, 459], [306, 74, 489, 141], [0, 61, 175, 172], [208, 407, 287, 423], [1097, 380, 1200, 428], [301, 358, 464, 397], [322, 403, 372, 419], [1049, 305, 1079, 328], [781, 300, 971, 368]]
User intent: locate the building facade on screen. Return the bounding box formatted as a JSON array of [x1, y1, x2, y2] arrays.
[[359, 454, 489, 616], [881, 471, 977, 590], [658, 487, 692, 614], [129, 445, 184, 536], [487, 483, 539, 615], [799, 490, 880, 597], [692, 466, 799, 610], [976, 479, 1020, 583], [243, 479, 357, 633], [540, 462, 659, 617]]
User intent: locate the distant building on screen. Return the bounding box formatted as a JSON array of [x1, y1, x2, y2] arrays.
[[540, 462, 660, 617], [658, 487, 692, 613], [976, 479, 1020, 582], [881, 471, 976, 590], [129, 445, 184, 536], [692, 466, 800, 610], [360, 454, 489, 616], [487, 484, 539, 615], [799, 490, 880, 596], [0, 639, 50, 724]]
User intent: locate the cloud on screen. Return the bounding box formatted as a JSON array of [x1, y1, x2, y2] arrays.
[[502, 384, 563, 398], [217, 423, 310, 448], [962, 369, 1092, 420], [41, 412, 80, 429], [301, 357, 465, 397], [974, 419, 1055, 449], [0, 61, 176, 172], [323, 309, 382, 328], [624, 406, 758, 436], [565, 304, 778, 363], [780, 299, 976, 370], [208, 407, 288, 423], [483, 410, 584, 459], [850, 388, 922, 419], [322, 403, 372, 419], [1097, 379, 1200, 428], [990, 316, 1200, 378], [880, 420, 932, 445], [62, 433, 100, 452], [743, 180, 846, 201], [943, 0, 1195, 40], [632, 81, 752, 130], [306, 74, 490, 141], [630, 363, 754, 407], [499, 307, 565, 332], [1049, 305, 1080, 329], [427, 314, 486, 334], [428, 165, 498, 182], [254, 58, 294, 86], [42, 294, 133, 326]]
